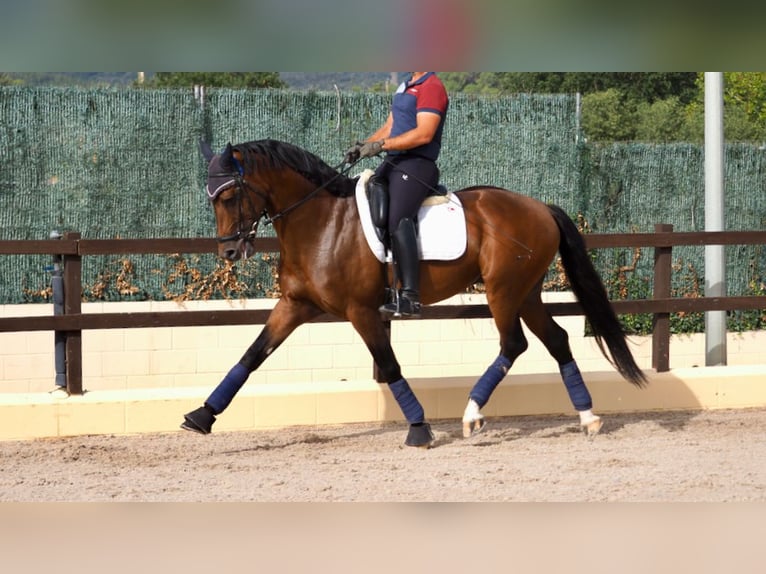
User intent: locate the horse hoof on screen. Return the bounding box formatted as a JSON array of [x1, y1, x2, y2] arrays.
[[462, 417, 486, 438], [181, 406, 216, 434], [405, 422, 435, 448], [581, 416, 603, 437]]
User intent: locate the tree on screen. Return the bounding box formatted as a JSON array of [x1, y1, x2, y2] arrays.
[[722, 72, 766, 141], [634, 97, 685, 142], [488, 72, 568, 94], [0, 73, 23, 86], [680, 73, 766, 143], [575, 73, 697, 104], [150, 72, 286, 89], [452, 73, 698, 103], [580, 88, 637, 141], [441, 72, 500, 94]]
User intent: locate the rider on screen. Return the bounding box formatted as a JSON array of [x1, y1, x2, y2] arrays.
[[345, 72, 449, 319]]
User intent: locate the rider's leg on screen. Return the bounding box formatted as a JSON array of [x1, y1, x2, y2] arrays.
[[380, 217, 421, 317]]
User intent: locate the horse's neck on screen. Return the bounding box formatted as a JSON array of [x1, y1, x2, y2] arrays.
[[256, 172, 309, 216], [263, 169, 349, 222], [271, 192, 353, 249]]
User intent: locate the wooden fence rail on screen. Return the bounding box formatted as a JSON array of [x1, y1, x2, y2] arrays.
[[1, 227, 765, 395]]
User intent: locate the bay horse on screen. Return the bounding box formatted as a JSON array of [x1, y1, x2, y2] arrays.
[[181, 139, 647, 447]]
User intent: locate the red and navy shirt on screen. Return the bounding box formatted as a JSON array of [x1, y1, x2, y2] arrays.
[[389, 72, 449, 161]]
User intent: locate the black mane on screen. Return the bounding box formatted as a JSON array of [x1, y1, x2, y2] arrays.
[[233, 139, 356, 197]]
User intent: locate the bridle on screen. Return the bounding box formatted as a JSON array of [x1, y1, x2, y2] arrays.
[[208, 168, 270, 245], [210, 156, 360, 245]]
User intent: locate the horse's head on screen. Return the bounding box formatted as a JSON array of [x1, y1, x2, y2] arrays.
[[201, 138, 357, 260], [200, 141, 267, 261]]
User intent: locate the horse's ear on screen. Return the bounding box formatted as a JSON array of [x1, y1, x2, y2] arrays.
[[220, 143, 235, 170], [199, 140, 214, 162]]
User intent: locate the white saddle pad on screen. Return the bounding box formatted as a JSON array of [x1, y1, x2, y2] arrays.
[[355, 169, 467, 263]]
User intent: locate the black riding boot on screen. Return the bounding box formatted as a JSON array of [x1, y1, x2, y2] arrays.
[[380, 217, 421, 318]]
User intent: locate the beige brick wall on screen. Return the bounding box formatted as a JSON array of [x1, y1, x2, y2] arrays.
[[1, 294, 764, 394]]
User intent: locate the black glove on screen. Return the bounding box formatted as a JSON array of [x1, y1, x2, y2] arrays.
[[359, 140, 384, 159], [344, 141, 365, 164]]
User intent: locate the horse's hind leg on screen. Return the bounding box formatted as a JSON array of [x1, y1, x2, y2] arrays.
[[519, 290, 603, 436], [463, 315, 528, 437]]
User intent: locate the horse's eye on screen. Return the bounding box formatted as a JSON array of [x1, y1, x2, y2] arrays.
[[219, 188, 237, 202]]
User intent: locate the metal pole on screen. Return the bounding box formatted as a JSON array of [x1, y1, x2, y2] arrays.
[[194, 84, 205, 109], [704, 72, 727, 365], [49, 230, 67, 392], [575, 92, 582, 143], [389, 72, 399, 92]]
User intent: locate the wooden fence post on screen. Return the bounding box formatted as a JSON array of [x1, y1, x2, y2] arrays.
[[652, 224, 673, 372], [63, 232, 83, 395]]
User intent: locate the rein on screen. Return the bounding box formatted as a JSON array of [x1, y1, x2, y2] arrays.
[[214, 156, 362, 245], [215, 148, 533, 258], [266, 158, 359, 224]]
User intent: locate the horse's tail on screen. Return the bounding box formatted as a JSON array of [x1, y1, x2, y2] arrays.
[[547, 204, 648, 388]]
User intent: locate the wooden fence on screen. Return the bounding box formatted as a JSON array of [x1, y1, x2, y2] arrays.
[[1, 225, 765, 395]]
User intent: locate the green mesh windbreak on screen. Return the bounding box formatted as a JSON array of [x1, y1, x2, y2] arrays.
[[0, 87, 217, 302], [0, 86, 763, 304], [580, 142, 766, 300]]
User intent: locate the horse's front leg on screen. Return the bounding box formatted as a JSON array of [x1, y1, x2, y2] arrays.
[[348, 307, 435, 448], [181, 297, 322, 434]]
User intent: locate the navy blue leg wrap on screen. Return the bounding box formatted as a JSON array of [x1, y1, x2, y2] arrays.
[[469, 355, 512, 408], [389, 378, 425, 424], [205, 363, 250, 414], [560, 360, 593, 411]]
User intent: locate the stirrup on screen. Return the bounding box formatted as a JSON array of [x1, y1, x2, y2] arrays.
[[379, 293, 421, 319]]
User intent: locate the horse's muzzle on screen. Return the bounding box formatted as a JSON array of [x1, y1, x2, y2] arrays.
[[219, 238, 254, 261]]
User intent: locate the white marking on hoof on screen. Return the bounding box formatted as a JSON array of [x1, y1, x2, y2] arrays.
[[581, 416, 603, 437], [462, 417, 486, 438], [462, 399, 486, 438]]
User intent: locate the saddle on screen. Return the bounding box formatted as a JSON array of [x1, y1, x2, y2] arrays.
[[365, 175, 449, 247], [354, 170, 466, 263]]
